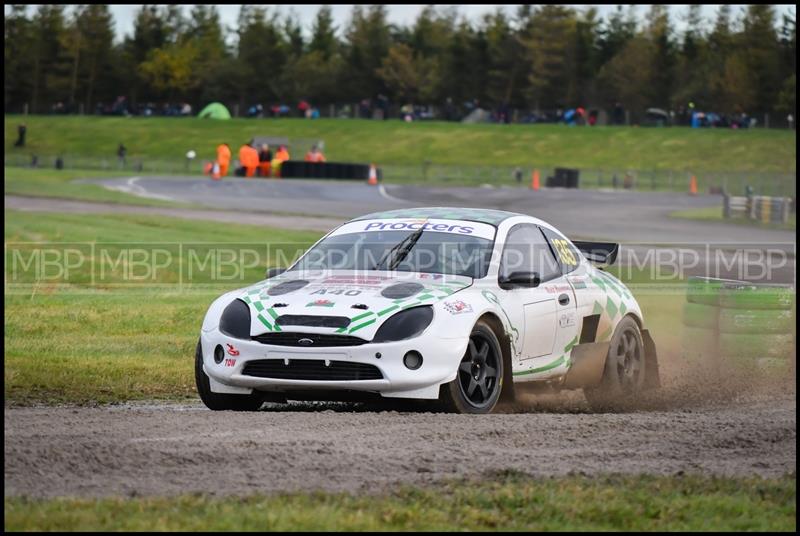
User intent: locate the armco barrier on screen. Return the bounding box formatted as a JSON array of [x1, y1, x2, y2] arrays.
[[682, 277, 796, 375]]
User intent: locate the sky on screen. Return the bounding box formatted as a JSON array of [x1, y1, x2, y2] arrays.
[[6, 4, 796, 43]]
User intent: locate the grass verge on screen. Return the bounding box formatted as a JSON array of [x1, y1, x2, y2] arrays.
[[4, 473, 795, 531], [3, 167, 192, 207], [4, 210, 320, 405], [5, 115, 796, 173]]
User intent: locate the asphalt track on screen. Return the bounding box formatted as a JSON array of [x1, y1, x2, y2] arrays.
[[12, 175, 797, 283], [92, 175, 797, 245]]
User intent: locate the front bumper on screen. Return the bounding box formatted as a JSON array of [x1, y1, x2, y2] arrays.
[[200, 329, 467, 400]]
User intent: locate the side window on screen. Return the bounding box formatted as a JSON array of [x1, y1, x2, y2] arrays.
[[499, 224, 562, 283], [539, 226, 582, 274]]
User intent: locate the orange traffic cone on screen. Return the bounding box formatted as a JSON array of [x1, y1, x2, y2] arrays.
[[689, 175, 698, 195], [531, 169, 540, 190], [368, 164, 378, 185], [212, 162, 221, 181]]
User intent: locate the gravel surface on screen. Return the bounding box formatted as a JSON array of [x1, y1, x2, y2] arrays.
[[5, 387, 795, 498]]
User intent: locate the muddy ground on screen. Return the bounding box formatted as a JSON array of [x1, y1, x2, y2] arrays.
[[5, 370, 795, 498]]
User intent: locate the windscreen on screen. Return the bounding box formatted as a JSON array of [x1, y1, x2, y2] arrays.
[[290, 218, 497, 278]]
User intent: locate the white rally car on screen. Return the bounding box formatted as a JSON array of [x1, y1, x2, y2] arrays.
[[196, 207, 659, 413]]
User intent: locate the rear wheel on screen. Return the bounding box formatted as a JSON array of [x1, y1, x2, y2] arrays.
[[195, 340, 265, 411], [584, 316, 645, 411], [439, 321, 504, 414]]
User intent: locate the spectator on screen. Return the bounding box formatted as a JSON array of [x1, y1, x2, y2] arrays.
[[117, 143, 127, 168], [237, 140, 259, 178], [216, 143, 231, 177], [377, 94, 389, 120], [275, 145, 290, 162], [271, 145, 291, 177], [298, 100, 310, 118], [401, 103, 414, 122], [359, 98, 371, 119], [613, 102, 624, 125], [258, 144, 272, 177], [14, 123, 26, 147], [444, 97, 455, 121], [305, 145, 326, 163], [513, 167, 522, 185]]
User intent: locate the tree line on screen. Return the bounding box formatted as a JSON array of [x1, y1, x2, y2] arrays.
[[4, 5, 796, 122]]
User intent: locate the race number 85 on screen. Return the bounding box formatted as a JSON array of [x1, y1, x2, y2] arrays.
[[552, 239, 577, 265]]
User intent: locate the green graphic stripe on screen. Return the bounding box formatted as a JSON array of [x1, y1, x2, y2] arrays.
[[257, 314, 272, 330], [266, 308, 281, 331], [350, 311, 374, 322], [378, 305, 399, 317], [563, 336, 578, 353], [513, 355, 566, 376], [349, 318, 377, 333]]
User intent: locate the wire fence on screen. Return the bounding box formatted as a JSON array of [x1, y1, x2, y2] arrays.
[[4, 153, 796, 198], [381, 163, 796, 197]]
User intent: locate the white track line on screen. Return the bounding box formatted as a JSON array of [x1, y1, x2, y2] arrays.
[[377, 183, 409, 204], [102, 176, 178, 202]]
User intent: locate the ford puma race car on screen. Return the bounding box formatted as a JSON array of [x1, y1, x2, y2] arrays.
[[196, 207, 659, 413]]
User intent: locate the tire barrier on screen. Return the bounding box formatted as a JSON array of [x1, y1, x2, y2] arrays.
[[719, 284, 795, 310], [682, 276, 795, 374], [685, 276, 740, 306], [718, 333, 794, 360], [723, 195, 793, 224], [278, 161, 380, 181], [718, 308, 794, 334]]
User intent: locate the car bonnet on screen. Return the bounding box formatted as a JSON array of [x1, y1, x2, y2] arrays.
[[236, 270, 473, 339]]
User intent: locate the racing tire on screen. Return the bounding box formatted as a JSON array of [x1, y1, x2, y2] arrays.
[[438, 320, 505, 414], [719, 284, 795, 310], [682, 302, 719, 330], [584, 316, 646, 411], [195, 340, 265, 411], [686, 277, 728, 306], [718, 308, 794, 334]]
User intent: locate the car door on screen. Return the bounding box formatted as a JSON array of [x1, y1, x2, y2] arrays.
[[497, 224, 563, 360], [538, 226, 582, 353]]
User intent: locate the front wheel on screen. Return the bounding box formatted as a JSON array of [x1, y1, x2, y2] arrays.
[[195, 340, 264, 411], [584, 316, 646, 411], [439, 321, 505, 414]]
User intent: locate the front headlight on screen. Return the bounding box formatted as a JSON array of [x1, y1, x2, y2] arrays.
[[372, 306, 433, 343], [219, 299, 251, 339]]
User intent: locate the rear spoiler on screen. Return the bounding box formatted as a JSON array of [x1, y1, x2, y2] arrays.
[[572, 241, 619, 265]]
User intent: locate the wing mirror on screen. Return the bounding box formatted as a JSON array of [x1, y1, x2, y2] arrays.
[[265, 266, 285, 279], [499, 271, 541, 289]]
